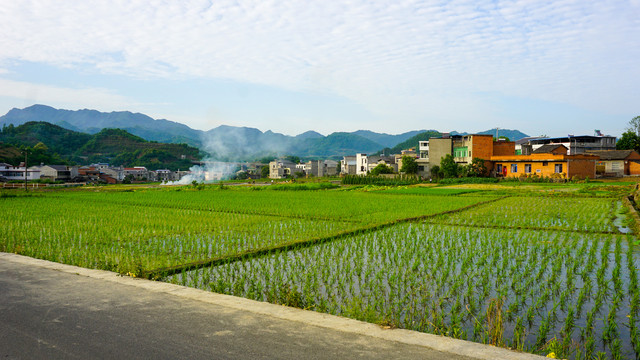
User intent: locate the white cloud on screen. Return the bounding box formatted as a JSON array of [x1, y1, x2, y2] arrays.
[[0, 78, 134, 111], [0, 0, 638, 131]]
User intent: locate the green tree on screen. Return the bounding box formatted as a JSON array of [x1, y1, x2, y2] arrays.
[[440, 154, 459, 178], [234, 171, 249, 180], [33, 142, 48, 151], [369, 163, 394, 176], [257, 156, 277, 164], [260, 165, 270, 178], [285, 155, 301, 164], [400, 155, 418, 174], [617, 131, 640, 151], [467, 157, 488, 177], [627, 115, 640, 136], [430, 165, 440, 180]]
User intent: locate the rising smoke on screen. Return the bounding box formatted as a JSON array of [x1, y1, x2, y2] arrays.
[[161, 161, 238, 185], [162, 125, 297, 185]]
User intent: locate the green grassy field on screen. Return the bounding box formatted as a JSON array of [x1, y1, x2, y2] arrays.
[[0, 185, 495, 274], [1, 181, 638, 359]]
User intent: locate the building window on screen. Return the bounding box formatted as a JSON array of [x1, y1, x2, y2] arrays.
[[555, 164, 563, 173], [525, 164, 532, 173], [543, 161, 548, 166], [453, 147, 468, 158], [511, 164, 518, 173]]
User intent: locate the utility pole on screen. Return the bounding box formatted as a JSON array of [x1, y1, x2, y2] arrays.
[[23, 149, 28, 192]]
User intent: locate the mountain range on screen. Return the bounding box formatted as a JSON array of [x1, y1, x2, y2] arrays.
[[0, 122, 201, 170], [0, 105, 529, 160]]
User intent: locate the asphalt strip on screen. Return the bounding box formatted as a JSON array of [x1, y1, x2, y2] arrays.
[[0, 252, 544, 360]]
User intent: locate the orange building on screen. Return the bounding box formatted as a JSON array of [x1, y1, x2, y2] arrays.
[[492, 140, 516, 156], [490, 152, 598, 179]]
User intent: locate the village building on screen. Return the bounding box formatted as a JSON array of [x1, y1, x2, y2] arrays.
[[323, 160, 339, 176], [154, 169, 176, 182], [422, 134, 516, 175], [525, 133, 616, 155], [78, 166, 102, 181], [515, 136, 546, 155], [341, 156, 357, 175], [491, 145, 597, 179], [0, 163, 41, 181], [269, 159, 297, 179], [101, 167, 125, 182], [37, 165, 74, 181], [585, 150, 640, 177], [123, 166, 149, 181], [394, 148, 416, 172], [423, 134, 497, 167]]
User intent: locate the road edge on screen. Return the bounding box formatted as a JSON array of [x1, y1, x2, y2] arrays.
[[1, 252, 545, 360]]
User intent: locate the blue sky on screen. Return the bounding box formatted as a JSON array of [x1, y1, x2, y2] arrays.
[[0, 0, 638, 137]]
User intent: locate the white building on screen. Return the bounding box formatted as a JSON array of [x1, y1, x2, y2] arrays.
[[269, 160, 297, 179], [340, 156, 356, 175], [0, 163, 41, 181], [356, 153, 368, 175]]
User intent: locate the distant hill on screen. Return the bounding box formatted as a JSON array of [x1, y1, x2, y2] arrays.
[[374, 130, 441, 155], [199, 126, 387, 160], [0, 106, 438, 159], [0, 104, 203, 147], [0, 143, 25, 165], [0, 142, 69, 167], [351, 130, 427, 148], [297, 132, 384, 157], [0, 121, 92, 156], [295, 130, 324, 140], [0, 105, 531, 160], [0, 122, 202, 170]]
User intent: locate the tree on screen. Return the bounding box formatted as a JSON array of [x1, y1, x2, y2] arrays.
[[234, 171, 249, 180], [617, 131, 640, 151], [285, 155, 301, 164], [33, 142, 48, 151], [430, 165, 440, 180], [257, 155, 277, 164], [369, 163, 394, 176], [628, 116, 640, 136], [440, 154, 459, 178], [400, 155, 418, 174], [467, 157, 488, 177], [260, 165, 270, 178]]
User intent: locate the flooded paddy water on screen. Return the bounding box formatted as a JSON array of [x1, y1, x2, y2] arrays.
[[167, 195, 640, 359]]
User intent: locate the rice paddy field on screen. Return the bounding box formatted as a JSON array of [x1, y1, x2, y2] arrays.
[[1, 181, 639, 359]]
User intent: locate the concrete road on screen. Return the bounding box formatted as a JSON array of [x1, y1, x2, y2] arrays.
[[0, 253, 543, 359]]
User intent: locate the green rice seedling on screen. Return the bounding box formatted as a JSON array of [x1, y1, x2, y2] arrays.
[[6, 185, 638, 358]]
